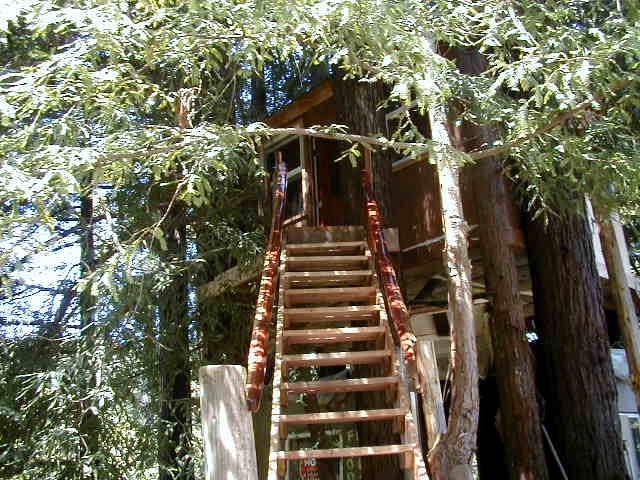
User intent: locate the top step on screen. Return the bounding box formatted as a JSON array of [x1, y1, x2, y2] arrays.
[[286, 241, 366, 256], [286, 226, 365, 244]]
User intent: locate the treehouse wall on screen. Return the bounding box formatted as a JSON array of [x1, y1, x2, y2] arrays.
[[265, 81, 524, 283], [391, 161, 479, 269]]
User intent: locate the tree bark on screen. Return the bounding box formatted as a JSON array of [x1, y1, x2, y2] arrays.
[[452, 47, 550, 480], [426, 94, 478, 480], [157, 211, 193, 480], [524, 205, 626, 480], [157, 89, 194, 480], [78, 180, 101, 469], [332, 74, 393, 224]]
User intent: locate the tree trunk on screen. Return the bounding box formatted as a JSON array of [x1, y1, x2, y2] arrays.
[[426, 94, 478, 480], [332, 73, 402, 479], [453, 47, 550, 480], [157, 89, 194, 480], [476, 376, 509, 480], [595, 207, 640, 408], [157, 213, 193, 480], [332, 74, 393, 224], [524, 205, 626, 480], [78, 181, 101, 469]]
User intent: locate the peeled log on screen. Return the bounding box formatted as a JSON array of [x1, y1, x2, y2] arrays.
[[595, 208, 640, 408]]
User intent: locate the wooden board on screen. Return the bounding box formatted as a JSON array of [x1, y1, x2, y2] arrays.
[[279, 408, 407, 425], [284, 376, 398, 395], [282, 350, 390, 367], [286, 241, 365, 256], [285, 286, 376, 306], [283, 270, 373, 288], [286, 255, 369, 271], [282, 326, 385, 344], [265, 80, 334, 128], [200, 365, 258, 480], [276, 444, 414, 460], [286, 226, 365, 244]]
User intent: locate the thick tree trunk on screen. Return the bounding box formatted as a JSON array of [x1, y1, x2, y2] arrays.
[[476, 376, 509, 480], [453, 47, 550, 480], [427, 97, 478, 480], [332, 74, 393, 223], [524, 205, 626, 480], [332, 73, 402, 479]]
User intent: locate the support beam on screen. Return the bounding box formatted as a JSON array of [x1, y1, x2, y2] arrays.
[[416, 339, 447, 448], [595, 208, 640, 408], [200, 365, 258, 480]]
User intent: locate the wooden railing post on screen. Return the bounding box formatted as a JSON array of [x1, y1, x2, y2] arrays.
[[246, 157, 287, 412], [200, 365, 259, 480]]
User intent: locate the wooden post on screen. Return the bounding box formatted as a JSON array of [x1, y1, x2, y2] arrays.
[[595, 208, 640, 408], [200, 365, 259, 480], [416, 339, 447, 449]]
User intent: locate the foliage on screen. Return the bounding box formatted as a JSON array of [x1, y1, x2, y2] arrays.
[[0, 0, 639, 478]]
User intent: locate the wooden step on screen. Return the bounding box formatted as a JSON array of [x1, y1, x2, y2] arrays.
[[285, 305, 379, 324], [283, 270, 372, 287], [285, 225, 365, 244], [284, 376, 398, 395], [285, 286, 376, 306], [276, 444, 414, 461], [282, 326, 385, 345], [279, 408, 407, 426], [282, 350, 390, 368], [286, 255, 369, 272], [286, 241, 366, 256]]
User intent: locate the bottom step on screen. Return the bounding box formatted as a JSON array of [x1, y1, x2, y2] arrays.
[[276, 444, 414, 460], [275, 445, 416, 475]]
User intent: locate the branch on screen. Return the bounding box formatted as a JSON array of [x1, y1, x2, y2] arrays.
[[262, 127, 432, 153], [468, 99, 592, 160]]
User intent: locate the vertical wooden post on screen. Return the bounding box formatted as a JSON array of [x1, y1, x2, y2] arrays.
[[200, 365, 259, 480], [416, 339, 447, 448], [595, 208, 640, 408]]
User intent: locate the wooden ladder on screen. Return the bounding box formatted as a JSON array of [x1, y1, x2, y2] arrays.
[[268, 226, 428, 479]]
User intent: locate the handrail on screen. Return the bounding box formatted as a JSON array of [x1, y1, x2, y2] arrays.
[[246, 157, 287, 412], [360, 168, 418, 369]]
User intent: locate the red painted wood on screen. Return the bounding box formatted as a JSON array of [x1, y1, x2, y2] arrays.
[[361, 165, 417, 366], [246, 157, 287, 412]]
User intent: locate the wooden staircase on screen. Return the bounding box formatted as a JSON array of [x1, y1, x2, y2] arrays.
[[268, 226, 427, 479]]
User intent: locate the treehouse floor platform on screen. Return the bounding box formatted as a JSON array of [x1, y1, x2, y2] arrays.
[[267, 225, 427, 480]]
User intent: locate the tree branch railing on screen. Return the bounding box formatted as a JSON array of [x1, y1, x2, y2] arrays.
[[360, 162, 418, 383], [245, 156, 287, 412]]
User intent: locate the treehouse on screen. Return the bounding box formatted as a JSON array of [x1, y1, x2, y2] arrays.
[[199, 79, 640, 480]]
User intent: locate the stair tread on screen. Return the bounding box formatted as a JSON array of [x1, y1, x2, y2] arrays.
[[285, 286, 376, 307], [276, 444, 414, 460], [286, 241, 366, 255], [286, 286, 376, 295], [284, 376, 398, 394], [288, 255, 368, 261], [282, 350, 390, 367], [283, 270, 372, 278], [282, 326, 385, 344], [286, 255, 369, 272], [284, 305, 379, 323], [279, 408, 407, 424]]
